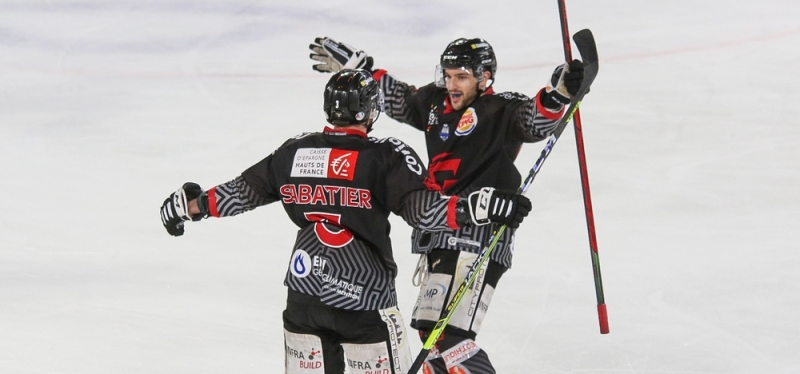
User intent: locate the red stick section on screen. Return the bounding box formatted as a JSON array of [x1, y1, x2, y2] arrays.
[[557, 0, 609, 334]]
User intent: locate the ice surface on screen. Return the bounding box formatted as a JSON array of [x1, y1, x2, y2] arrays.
[[2, 1, 800, 373]]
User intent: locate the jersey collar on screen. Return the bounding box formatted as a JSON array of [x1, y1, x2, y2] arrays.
[[323, 126, 367, 138]]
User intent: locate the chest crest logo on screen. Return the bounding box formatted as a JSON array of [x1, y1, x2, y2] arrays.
[[428, 108, 439, 126], [455, 107, 478, 136]]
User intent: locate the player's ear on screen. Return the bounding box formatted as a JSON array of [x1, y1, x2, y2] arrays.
[[478, 70, 491, 90]]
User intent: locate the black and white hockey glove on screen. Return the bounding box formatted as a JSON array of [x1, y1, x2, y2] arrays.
[[160, 182, 203, 237], [467, 187, 532, 229], [542, 59, 585, 109], [309, 37, 374, 73]]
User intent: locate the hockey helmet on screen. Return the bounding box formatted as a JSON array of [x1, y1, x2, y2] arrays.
[[323, 69, 383, 128], [437, 38, 497, 87]]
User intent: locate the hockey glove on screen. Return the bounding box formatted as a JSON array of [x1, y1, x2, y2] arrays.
[[542, 59, 585, 109], [160, 182, 203, 237], [309, 37, 374, 73], [467, 187, 532, 229]]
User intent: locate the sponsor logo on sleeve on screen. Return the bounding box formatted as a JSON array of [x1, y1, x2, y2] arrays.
[[291, 148, 359, 181], [375, 137, 424, 176]]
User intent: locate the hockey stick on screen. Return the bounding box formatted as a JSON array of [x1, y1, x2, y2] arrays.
[[406, 29, 599, 374], [557, 0, 609, 335]]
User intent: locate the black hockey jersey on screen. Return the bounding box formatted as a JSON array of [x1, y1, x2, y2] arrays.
[[375, 70, 563, 267], [204, 127, 460, 310]]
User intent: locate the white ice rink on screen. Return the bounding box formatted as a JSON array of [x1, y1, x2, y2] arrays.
[[2, 1, 800, 373]]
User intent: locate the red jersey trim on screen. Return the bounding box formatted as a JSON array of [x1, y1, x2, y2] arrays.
[[447, 195, 460, 230], [535, 88, 565, 120], [208, 186, 220, 218], [443, 95, 453, 114], [323, 126, 367, 138], [373, 69, 387, 81]]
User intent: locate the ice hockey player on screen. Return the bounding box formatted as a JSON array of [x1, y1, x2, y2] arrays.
[[309, 38, 585, 373], [159, 69, 532, 374]]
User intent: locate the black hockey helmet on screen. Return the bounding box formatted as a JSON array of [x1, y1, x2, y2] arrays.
[[323, 69, 383, 128], [438, 38, 497, 87]]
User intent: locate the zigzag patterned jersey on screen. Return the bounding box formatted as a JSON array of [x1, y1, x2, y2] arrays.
[[376, 71, 563, 268], [205, 127, 460, 310]]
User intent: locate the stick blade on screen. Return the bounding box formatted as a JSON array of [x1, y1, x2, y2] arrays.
[[573, 29, 597, 62], [573, 29, 599, 92]]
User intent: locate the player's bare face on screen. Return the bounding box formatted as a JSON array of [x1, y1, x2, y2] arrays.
[[444, 68, 478, 111]]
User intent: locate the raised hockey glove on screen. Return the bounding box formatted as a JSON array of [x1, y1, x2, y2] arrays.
[[542, 59, 585, 109], [467, 187, 532, 229], [309, 37, 374, 73], [160, 182, 203, 237]]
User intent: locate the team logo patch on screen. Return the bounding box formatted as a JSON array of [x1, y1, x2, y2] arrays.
[[428, 108, 438, 126], [289, 249, 311, 278], [455, 107, 478, 136], [291, 148, 358, 181], [439, 124, 450, 141]]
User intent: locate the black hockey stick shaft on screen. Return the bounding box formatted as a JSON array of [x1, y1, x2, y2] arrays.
[[406, 30, 600, 374], [558, 0, 609, 334]]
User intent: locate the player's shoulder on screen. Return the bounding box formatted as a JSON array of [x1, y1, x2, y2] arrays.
[[270, 132, 321, 155], [280, 132, 319, 147], [368, 136, 414, 152], [368, 136, 425, 175], [489, 90, 531, 102], [288, 131, 319, 142]]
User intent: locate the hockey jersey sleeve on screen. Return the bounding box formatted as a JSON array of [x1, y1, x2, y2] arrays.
[[373, 70, 435, 131], [510, 88, 565, 142], [204, 144, 295, 218], [204, 175, 275, 217], [399, 189, 462, 231]]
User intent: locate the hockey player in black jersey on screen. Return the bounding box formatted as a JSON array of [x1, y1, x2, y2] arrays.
[[309, 39, 585, 373], [159, 69, 531, 374]]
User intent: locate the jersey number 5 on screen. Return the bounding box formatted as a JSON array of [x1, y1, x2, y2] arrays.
[[304, 212, 354, 248]]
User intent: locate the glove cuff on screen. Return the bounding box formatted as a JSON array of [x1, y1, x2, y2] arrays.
[[453, 198, 471, 228], [468, 187, 495, 226], [194, 190, 210, 221], [542, 89, 571, 109]]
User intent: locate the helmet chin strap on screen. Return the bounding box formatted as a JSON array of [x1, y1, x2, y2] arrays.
[[365, 108, 380, 133], [474, 67, 493, 91], [476, 78, 493, 94]]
